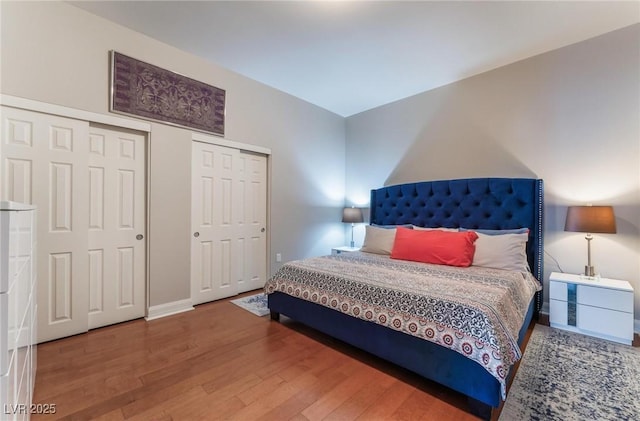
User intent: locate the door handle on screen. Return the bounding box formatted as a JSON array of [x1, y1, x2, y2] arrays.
[[194, 232, 200, 238], [261, 228, 266, 233], [136, 234, 144, 240]]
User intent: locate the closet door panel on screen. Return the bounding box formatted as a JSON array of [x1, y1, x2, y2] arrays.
[[1, 106, 89, 342], [237, 152, 267, 293], [1, 107, 147, 341], [191, 141, 268, 303], [87, 125, 145, 330], [191, 141, 240, 304]]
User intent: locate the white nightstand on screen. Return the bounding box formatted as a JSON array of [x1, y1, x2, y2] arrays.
[[331, 246, 360, 255], [549, 271, 634, 345]]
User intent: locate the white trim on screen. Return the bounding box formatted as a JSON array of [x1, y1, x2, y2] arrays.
[[146, 298, 194, 321], [0, 94, 151, 132], [192, 131, 271, 155], [635, 319, 640, 334], [145, 132, 153, 319]]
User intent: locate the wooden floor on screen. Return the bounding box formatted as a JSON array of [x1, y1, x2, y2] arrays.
[[33, 292, 532, 421]]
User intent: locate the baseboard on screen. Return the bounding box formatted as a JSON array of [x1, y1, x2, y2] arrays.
[[146, 298, 194, 321]]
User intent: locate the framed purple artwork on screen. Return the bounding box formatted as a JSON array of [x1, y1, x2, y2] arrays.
[[110, 51, 225, 136]]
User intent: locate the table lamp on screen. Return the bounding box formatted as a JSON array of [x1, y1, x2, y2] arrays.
[[564, 205, 616, 277], [342, 207, 363, 248]]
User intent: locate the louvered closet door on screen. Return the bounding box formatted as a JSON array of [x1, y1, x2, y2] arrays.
[[236, 151, 267, 293], [1, 106, 90, 342], [191, 141, 241, 304], [87, 125, 145, 329]]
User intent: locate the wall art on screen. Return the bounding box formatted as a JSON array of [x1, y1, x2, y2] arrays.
[[110, 51, 225, 136]]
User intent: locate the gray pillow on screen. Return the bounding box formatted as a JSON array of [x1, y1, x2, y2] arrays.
[[459, 227, 529, 235], [473, 232, 530, 271], [360, 225, 398, 255]]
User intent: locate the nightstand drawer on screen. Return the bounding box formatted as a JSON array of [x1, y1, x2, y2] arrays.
[[578, 285, 633, 313], [549, 281, 568, 301], [578, 304, 634, 340], [549, 298, 568, 325]]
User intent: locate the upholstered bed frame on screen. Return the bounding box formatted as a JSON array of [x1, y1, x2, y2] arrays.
[[268, 177, 544, 419]]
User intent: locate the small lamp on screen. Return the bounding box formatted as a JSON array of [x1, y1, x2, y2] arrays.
[[564, 205, 616, 277], [342, 207, 363, 248]]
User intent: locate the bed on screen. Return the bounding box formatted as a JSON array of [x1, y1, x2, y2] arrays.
[[266, 177, 544, 419]]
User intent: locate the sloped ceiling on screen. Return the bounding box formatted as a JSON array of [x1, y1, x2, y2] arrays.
[[71, 1, 640, 117]]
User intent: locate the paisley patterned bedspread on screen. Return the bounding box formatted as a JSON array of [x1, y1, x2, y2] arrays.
[[264, 251, 541, 397]]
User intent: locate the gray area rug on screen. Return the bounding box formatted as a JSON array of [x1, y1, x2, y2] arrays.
[[500, 324, 640, 420], [230, 293, 269, 317]]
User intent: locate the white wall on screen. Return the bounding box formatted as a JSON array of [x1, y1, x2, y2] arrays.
[[346, 24, 640, 318], [3, 2, 638, 321], [0, 1, 346, 306]]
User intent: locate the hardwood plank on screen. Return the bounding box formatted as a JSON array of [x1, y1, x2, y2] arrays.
[[354, 381, 416, 421], [324, 370, 396, 420], [236, 374, 287, 406], [203, 373, 264, 402], [124, 386, 211, 421], [300, 362, 377, 420], [32, 291, 532, 420], [89, 408, 126, 421], [254, 364, 350, 421], [229, 372, 320, 420]]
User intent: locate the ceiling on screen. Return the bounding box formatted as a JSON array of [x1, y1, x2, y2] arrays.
[[70, 1, 639, 117]]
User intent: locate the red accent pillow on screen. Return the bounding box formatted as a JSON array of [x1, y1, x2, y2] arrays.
[[390, 227, 479, 267]]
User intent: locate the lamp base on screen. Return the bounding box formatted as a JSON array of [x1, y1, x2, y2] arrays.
[[585, 265, 595, 277]]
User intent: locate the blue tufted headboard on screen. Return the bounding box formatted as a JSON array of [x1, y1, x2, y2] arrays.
[[370, 178, 544, 310]]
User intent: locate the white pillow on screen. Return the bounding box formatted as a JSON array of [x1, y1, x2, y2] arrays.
[[360, 225, 398, 255], [472, 232, 529, 271]]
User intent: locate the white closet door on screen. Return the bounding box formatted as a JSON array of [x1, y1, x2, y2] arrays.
[[87, 125, 145, 329], [1, 106, 90, 342], [191, 141, 241, 304], [236, 151, 267, 293]]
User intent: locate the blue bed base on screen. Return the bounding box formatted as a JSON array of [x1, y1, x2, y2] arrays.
[[268, 177, 544, 418], [268, 292, 534, 414]]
